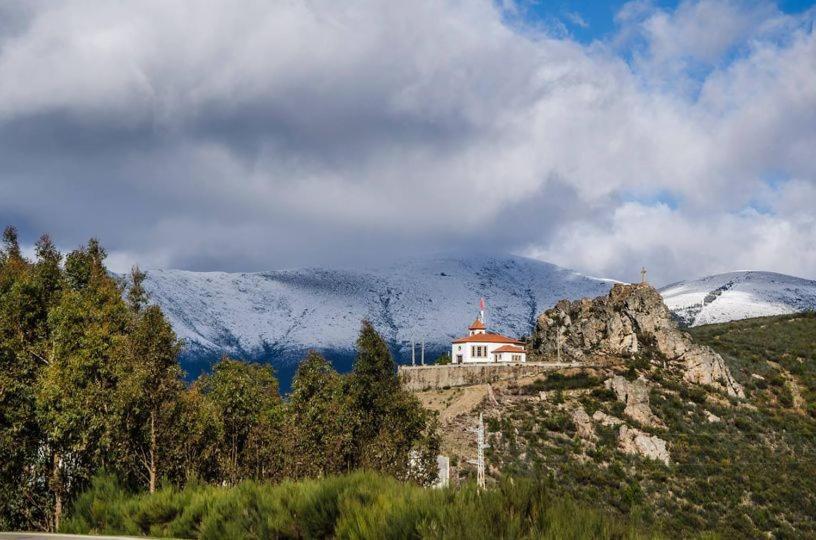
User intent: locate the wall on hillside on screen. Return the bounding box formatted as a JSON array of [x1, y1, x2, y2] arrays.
[[398, 362, 576, 391]]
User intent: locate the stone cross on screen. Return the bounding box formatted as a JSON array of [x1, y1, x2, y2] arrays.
[[640, 266, 647, 284]]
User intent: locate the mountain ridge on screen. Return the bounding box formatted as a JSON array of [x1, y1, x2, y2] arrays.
[[660, 270, 816, 327], [138, 258, 816, 385]]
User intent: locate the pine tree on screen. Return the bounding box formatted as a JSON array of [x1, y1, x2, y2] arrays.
[[1, 226, 21, 262], [126, 266, 148, 313], [348, 321, 440, 484]]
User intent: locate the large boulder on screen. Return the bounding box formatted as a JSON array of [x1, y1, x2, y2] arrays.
[[606, 375, 663, 428], [618, 425, 670, 465], [532, 283, 744, 398]]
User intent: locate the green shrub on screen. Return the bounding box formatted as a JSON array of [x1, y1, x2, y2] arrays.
[[64, 471, 646, 539]]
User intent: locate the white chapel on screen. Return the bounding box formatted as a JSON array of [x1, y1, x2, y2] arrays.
[[450, 302, 526, 364]]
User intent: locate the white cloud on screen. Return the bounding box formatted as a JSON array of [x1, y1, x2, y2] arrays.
[[0, 0, 813, 284]]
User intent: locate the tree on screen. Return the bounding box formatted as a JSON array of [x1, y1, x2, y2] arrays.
[[1, 226, 21, 262], [0, 229, 63, 530], [36, 243, 130, 530], [114, 306, 183, 493], [286, 352, 355, 478], [348, 322, 440, 484], [201, 358, 284, 484], [350, 321, 398, 441], [126, 266, 148, 314]]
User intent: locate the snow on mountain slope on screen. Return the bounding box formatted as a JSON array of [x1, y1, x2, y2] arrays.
[[141, 255, 616, 377], [660, 271, 816, 327]]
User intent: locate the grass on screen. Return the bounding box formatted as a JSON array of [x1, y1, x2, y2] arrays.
[[63, 471, 648, 539]]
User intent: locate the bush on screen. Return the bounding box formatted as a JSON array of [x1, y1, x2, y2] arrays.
[[63, 471, 646, 539]]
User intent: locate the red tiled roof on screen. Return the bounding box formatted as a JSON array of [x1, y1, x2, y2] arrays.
[[468, 318, 486, 330], [493, 345, 525, 353], [452, 332, 523, 345]]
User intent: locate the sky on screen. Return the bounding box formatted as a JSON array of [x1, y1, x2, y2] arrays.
[[0, 0, 814, 286]]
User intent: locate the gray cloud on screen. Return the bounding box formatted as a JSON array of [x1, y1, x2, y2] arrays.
[[0, 0, 814, 285]]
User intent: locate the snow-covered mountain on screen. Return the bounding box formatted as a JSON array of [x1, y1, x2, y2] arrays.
[[660, 271, 816, 327], [141, 254, 616, 382]]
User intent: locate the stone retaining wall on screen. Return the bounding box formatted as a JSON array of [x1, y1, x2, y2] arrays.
[[398, 362, 580, 391]]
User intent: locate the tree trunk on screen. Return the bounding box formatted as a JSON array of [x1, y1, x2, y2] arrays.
[[149, 410, 157, 493], [51, 451, 62, 532]]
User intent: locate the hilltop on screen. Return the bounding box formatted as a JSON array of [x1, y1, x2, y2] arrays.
[[661, 271, 816, 327], [414, 286, 816, 537]]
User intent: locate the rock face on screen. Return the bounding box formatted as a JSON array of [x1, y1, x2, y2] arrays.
[[618, 425, 670, 465], [606, 376, 664, 428], [532, 283, 745, 398], [571, 405, 596, 440]]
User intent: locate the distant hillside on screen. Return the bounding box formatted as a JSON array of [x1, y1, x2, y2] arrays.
[[141, 255, 615, 381], [660, 271, 816, 326], [690, 312, 816, 410], [418, 306, 816, 537]]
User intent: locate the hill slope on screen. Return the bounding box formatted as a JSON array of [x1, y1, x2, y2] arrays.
[[660, 271, 816, 326], [418, 304, 816, 537], [141, 255, 615, 377]]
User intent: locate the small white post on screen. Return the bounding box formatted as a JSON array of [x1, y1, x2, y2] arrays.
[[411, 341, 416, 366]]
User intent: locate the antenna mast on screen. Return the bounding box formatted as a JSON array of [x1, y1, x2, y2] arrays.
[[467, 413, 489, 490]]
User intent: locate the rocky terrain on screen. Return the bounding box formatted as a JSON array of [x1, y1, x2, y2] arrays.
[[532, 283, 744, 397], [414, 287, 816, 537]]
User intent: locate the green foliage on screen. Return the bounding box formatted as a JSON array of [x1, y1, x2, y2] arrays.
[[523, 372, 602, 394], [690, 312, 816, 411], [0, 227, 440, 532], [286, 351, 355, 478], [349, 321, 440, 484], [488, 314, 816, 538], [435, 352, 452, 365], [200, 358, 284, 484], [63, 471, 647, 539]]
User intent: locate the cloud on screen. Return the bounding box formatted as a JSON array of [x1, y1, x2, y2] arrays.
[[0, 0, 813, 285]]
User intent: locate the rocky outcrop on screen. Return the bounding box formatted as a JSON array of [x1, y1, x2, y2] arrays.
[[606, 376, 664, 428], [571, 405, 596, 440], [618, 425, 670, 465], [532, 283, 744, 398], [592, 411, 624, 426]]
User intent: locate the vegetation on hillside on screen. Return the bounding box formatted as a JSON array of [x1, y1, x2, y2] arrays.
[[470, 315, 816, 538], [0, 226, 437, 533], [62, 471, 646, 539], [690, 312, 816, 414]]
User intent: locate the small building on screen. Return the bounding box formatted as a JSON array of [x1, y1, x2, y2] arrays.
[[450, 311, 526, 364]]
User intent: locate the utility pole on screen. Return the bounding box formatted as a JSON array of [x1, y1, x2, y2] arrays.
[[411, 340, 416, 366], [421, 339, 425, 366], [476, 412, 486, 490], [467, 413, 489, 490]]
